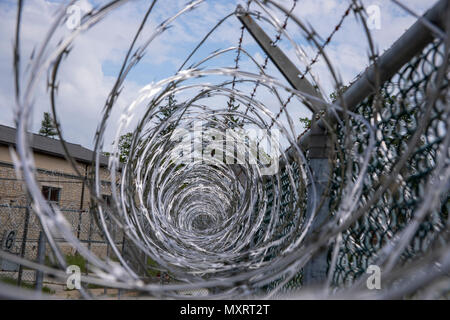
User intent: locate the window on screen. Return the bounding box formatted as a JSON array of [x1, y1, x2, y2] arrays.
[[42, 186, 61, 204], [102, 194, 112, 206]]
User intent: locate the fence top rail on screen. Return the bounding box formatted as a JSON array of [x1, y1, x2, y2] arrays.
[[0, 203, 89, 213]]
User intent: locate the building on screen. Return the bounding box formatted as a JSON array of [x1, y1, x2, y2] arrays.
[[0, 124, 116, 208], [0, 124, 121, 261]]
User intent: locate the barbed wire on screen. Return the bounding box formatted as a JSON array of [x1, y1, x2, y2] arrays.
[[268, 2, 354, 131], [244, 0, 298, 117], [1, 0, 449, 300]]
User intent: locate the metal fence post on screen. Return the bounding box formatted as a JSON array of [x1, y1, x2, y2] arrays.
[[17, 200, 31, 287], [104, 227, 112, 295], [302, 125, 331, 287], [35, 231, 46, 292], [76, 209, 83, 240], [118, 232, 126, 299], [77, 165, 87, 239], [86, 210, 93, 275]]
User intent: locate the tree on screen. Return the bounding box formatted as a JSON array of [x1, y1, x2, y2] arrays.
[[156, 94, 178, 136], [329, 85, 349, 102], [299, 117, 311, 130], [298, 86, 348, 130], [112, 96, 177, 164], [225, 98, 243, 128], [102, 133, 131, 163], [117, 132, 132, 163], [39, 112, 57, 138]]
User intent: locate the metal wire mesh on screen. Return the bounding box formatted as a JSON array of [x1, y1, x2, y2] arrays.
[[329, 39, 449, 289]]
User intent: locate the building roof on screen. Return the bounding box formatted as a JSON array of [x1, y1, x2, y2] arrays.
[[0, 124, 110, 167]]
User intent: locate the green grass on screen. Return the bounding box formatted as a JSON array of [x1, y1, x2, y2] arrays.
[[0, 276, 55, 294], [46, 252, 88, 274], [146, 257, 161, 277], [146, 257, 175, 281], [65, 252, 87, 273], [86, 283, 106, 289], [64, 282, 113, 291], [42, 286, 55, 294]]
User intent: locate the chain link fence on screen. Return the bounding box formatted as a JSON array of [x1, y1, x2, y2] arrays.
[[0, 203, 124, 288], [329, 39, 449, 288], [260, 38, 448, 295]]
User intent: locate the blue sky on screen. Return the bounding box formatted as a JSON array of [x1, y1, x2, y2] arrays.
[[0, 0, 438, 150]]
